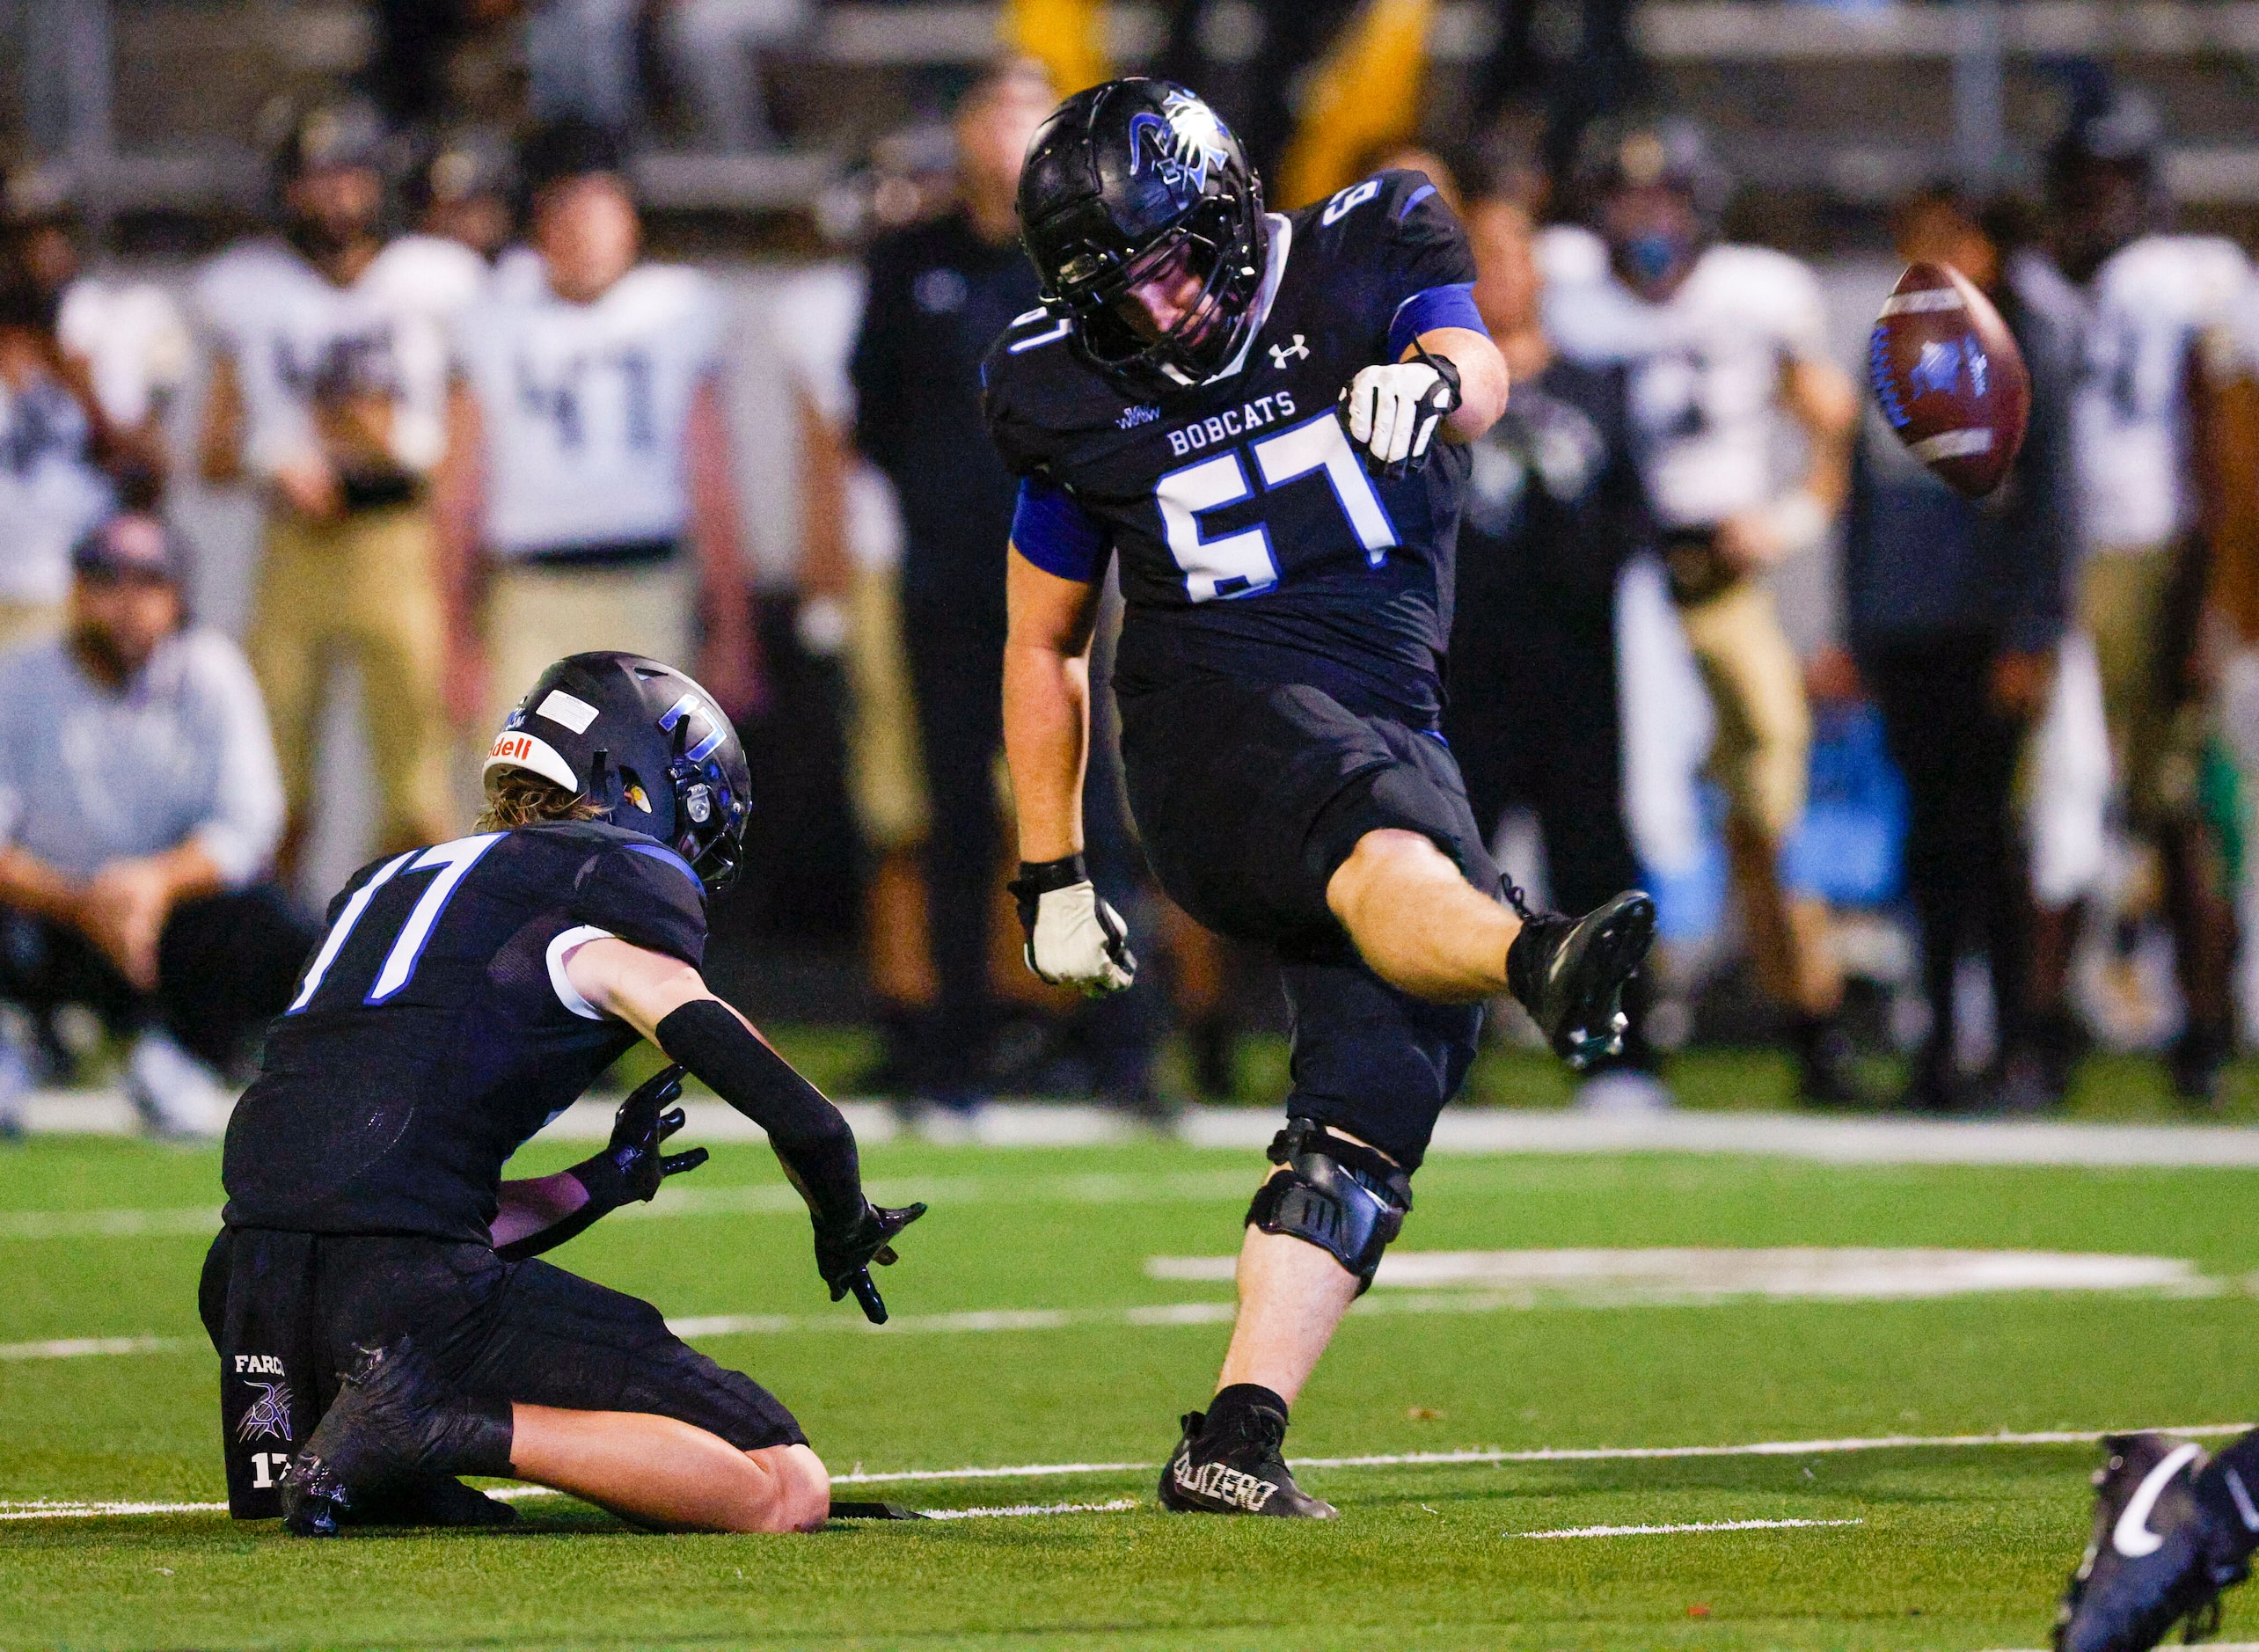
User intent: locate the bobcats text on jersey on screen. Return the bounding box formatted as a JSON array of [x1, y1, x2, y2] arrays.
[[983, 169, 1485, 725]]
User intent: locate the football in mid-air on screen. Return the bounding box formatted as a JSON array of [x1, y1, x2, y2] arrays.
[[1867, 260, 2030, 498]]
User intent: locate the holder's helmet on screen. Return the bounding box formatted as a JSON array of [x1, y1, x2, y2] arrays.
[[1017, 78, 1267, 393], [484, 653, 752, 893]]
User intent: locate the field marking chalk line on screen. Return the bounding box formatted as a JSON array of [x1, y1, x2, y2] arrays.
[[12, 1424, 2250, 1520], [1517, 1517, 1865, 1539]]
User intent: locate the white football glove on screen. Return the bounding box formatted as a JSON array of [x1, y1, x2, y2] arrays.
[[1007, 856, 1137, 996], [1336, 348, 1463, 479]]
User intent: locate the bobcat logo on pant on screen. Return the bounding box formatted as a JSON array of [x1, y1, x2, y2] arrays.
[[236, 1378, 295, 1444], [1171, 1455, 1278, 1511]]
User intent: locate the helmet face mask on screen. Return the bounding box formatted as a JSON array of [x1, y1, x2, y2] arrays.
[[1018, 79, 1268, 396], [485, 653, 752, 895]]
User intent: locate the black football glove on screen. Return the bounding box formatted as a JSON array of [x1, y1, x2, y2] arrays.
[[1336, 345, 1462, 480], [814, 1200, 928, 1325], [594, 1064, 709, 1203]]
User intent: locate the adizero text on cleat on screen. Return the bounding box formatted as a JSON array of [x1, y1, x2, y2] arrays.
[[1506, 891, 1657, 1071], [1158, 1408, 1336, 1518], [2055, 1432, 2248, 1652], [278, 1341, 514, 1538]]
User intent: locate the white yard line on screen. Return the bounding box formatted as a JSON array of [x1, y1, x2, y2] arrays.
[[12, 1423, 2251, 1521], [924, 1498, 1140, 1521], [0, 1334, 186, 1361], [18, 1091, 2259, 1166], [1517, 1517, 1865, 1539]]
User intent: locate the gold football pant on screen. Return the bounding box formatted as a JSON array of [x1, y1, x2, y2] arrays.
[[248, 504, 450, 853]]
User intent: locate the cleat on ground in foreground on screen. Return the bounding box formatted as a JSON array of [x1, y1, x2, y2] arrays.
[[1159, 1407, 1336, 1518], [2055, 1432, 2248, 1652], [279, 1340, 514, 1538]]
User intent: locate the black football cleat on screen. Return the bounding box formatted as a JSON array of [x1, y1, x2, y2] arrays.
[[279, 1341, 515, 1538], [2055, 1433, 2248, 1652], [337, 1473, 518, 1530], [1506, 891, 1657, 1071], [1158, 1407, 1336, 1518]]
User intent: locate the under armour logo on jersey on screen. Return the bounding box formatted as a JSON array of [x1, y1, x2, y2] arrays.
[[1268, 335, 1309, 369]]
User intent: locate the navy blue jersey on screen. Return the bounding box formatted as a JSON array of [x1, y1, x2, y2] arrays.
[[983, 170, 1483, 724], [222, 821, 707, 1242]]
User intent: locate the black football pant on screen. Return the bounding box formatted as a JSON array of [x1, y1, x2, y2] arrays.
[[1445, 608, 1655, 1070], [0, 885, 317, 1071], [903, 588, 1157, 1098], [1861, 632, 2031, 1071]]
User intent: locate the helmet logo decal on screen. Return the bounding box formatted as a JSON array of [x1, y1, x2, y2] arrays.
[[1130, 92, 1232, 194], [657, 692, 727, 764]]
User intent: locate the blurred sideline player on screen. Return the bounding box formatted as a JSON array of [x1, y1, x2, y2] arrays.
[[436, 119, 758, 741], [987, 79, 1653, 1517], [774, 240, 939, 1091], [1444, 155, 1667, 1110], [4, 166, 188, 504], [197, 99, 486, 868], [1547, 117, 1866, 1104], [1846, 188, 2073, 1114], [2013, 88, 2254, 1106], [204, 650, 923, 1536]]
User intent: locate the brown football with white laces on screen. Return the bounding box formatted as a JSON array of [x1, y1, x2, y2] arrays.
[[1868, 259, 2030, 498]]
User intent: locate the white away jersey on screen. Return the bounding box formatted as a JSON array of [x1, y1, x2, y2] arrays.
[[56, 275, 191, 428], [1546, 243, 1831, 529], [0, 369, 112, 604], [196, 232, 486, 480], [2014, 236, 2255, 553], [454, 263, 725, 556]]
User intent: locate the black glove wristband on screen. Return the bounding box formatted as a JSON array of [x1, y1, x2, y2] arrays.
[[1008, 854, 1088, 937], [566, 1148, 637, 1214]]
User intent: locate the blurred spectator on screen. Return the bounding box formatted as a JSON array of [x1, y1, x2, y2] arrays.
[[1548, 116, 1866, 1103], [409, 127, 520, 266], [6, 168, 187, 493], [0, 191, 121, 650], [850, 58, 1158, 1107], [1444, 163, 1663, 1110], [0, 514, 313, 1139], [2012, 86, 2256, 1104], [526, 0, 643, 134], [1845, 186, 2073, 1113], [663, 0, 810, 151], [438, 119, 758, 747], [1470, 0, 1642, 180], [774, 253, 937, 1092], [195, 99, 486, 873]]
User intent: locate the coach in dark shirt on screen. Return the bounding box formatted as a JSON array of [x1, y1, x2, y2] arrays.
[[1444, 179, 1662, 1106], [1845, 189, 2072, 1112], [849, 61, 1054, 1101]]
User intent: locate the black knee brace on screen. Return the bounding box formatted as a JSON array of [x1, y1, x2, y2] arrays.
[[1246, 1119, 1413, 1294]]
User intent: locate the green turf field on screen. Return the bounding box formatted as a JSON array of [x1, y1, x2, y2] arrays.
[[4, 1104, 2255, 1649]]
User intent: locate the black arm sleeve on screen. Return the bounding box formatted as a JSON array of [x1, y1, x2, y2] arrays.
[[654, 999, 864, 1225]]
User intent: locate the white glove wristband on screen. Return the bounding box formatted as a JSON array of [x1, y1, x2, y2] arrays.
[[1339, 358, 1459, 471]]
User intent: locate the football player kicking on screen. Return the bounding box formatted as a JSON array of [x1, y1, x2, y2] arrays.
[[201, 652, 924, 1536], [984, 80, 1655, 1519]]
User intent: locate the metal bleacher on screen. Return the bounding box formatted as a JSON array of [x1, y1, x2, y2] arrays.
[[20, 0, 2259, 228]]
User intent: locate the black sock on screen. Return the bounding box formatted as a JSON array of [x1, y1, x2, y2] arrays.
[[1202, 1383, 1287, 1438], [2197, 1430, 2259, 1561]]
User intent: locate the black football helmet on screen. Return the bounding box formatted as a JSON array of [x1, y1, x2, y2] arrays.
[[484, 653, 753, 894], [1017, 78, 1268, 393]]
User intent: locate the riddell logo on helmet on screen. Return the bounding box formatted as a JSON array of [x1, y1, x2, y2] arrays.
[[490, 733, 537, 764]]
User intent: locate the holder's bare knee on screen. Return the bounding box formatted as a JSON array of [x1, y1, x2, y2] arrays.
[[747, 1443, 831, 1533]]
